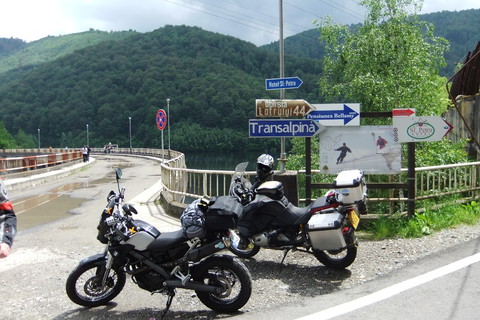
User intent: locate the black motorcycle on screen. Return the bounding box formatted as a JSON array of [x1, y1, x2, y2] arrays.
[[228, 162, 367, 269], [66, 169, 251, 317]]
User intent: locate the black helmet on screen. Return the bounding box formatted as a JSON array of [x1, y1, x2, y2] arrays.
[[256, 154, 274, 181]]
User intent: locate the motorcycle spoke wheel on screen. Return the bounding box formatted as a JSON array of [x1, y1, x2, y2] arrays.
[[313, 245, 357, 269], [193, 255, 252, 313], [66, 259, 126, 307]]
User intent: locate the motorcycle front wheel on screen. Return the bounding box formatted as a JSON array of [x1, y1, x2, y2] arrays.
[[193, 255, 252, 313], [228, 243, 260, 259], [66, 258, 126, 307], [228, 229, 260, 258], [313, 245, 357, 269]]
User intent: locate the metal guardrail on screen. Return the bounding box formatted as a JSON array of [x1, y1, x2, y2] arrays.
[[0, 149, 83, 175], [160, 156, 480, 210]]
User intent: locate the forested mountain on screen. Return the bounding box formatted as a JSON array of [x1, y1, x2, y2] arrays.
[[261, 9, 480, 77], [0, 26, 322, 152]]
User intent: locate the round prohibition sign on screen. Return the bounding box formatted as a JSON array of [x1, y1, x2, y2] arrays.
[[156, 109, 167, 130]]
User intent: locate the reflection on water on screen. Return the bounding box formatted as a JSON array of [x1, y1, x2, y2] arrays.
[[13, 182, 88, 231], [15, 195, 86, 230], [184, 149, 280, 171]]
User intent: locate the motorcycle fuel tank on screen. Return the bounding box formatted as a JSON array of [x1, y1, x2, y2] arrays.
[[123, 220, 161, 251], [256, 181, 284, 200]]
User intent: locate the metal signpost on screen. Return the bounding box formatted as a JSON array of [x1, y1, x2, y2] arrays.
[[156, 109, 166, 161]]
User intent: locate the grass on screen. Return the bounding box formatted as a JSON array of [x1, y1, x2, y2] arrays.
[[364, 200, 480, 240]]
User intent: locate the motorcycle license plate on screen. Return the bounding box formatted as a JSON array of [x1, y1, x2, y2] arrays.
[[348, 211, 360, 229]]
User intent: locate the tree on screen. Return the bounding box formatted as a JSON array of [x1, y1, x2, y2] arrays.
[[0, 122, 16, 149], [316, 0, 449, 116]]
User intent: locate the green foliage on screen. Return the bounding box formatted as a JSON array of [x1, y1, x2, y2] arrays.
[[366, 200, 480, 239], [0, 122, 16, 149], [415, 138, 469, 167], [13, 129, 36, 148], [316, 0, 449, 115]]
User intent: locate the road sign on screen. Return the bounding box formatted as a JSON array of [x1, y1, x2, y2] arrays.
[[265, 77, 303, 90], [156, 109, 167, 130], [249, 119, 324, 137], [393, 116, 453, 142], [392, 108, 416, 117], [307, 103, 360, 126], [256, 99, 313, 118]]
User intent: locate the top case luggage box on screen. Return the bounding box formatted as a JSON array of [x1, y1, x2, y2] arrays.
[[332, 170, 366, 205]]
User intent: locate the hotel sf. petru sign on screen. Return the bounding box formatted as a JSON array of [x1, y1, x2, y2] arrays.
[[393, 116, 453, 142]]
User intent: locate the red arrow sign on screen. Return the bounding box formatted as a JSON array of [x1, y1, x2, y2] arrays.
[[392, 108, 416, 117]]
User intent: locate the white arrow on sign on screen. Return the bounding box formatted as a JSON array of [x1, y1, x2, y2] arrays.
[[393, 116, 453, 142]]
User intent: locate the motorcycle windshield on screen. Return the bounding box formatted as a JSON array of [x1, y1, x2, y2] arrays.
[[228, 162, 250, 196]]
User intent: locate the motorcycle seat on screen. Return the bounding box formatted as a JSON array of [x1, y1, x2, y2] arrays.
[[147, 229, 188, 251]]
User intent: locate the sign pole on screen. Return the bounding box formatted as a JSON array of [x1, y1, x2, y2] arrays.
[[279, 0, 286, 173], [407, 142, 416, 217]]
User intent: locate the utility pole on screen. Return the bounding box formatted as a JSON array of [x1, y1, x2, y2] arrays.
[[278, 0, 286, 173]]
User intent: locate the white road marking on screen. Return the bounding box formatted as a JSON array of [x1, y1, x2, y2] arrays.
[[297, 252, 480, 320]]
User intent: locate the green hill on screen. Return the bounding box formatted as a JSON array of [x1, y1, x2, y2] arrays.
[[0, 29, 137, 74]]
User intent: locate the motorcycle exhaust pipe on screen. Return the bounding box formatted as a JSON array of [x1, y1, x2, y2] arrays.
[[187, 238, 226, 262], [164, 279, 222, 293]]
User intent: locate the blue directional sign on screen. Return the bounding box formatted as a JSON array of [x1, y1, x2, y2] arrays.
[[306, 103, 360, 126], [249, 119, 324, 137], [265, 77, 303, 90]]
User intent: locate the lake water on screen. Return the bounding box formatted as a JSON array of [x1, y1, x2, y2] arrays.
[[184, 149, 281, 171]]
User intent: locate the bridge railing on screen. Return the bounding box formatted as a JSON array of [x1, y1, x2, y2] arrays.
[[0, 149, 83, 175], [160, 157, 480, 210]]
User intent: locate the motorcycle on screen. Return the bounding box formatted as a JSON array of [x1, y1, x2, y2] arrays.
[[228, 162, 367, 269], [66, 168, 252, 318]]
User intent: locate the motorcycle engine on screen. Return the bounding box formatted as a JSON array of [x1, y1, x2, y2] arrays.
[[128, 263, 166, 292], [252, 229, 293, 247], [133, 270, 165, 292]]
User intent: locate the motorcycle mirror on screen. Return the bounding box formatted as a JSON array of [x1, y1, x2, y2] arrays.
[[115, 168, 123, 180]]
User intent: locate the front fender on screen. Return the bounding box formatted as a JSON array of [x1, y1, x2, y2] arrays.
[[78, 253, 106, 266]]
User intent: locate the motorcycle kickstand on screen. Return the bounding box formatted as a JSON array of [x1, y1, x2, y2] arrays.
[[158, 288, 175, 320], [280, 248, 291, 265]]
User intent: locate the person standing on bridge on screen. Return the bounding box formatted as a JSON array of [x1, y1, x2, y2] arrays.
[[0, 178, 16, 258]]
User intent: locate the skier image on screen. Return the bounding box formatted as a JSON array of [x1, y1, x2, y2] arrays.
[[335, 143, 352, 164]]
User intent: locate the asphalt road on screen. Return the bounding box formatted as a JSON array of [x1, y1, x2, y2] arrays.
[[235, 235, 480, 320]]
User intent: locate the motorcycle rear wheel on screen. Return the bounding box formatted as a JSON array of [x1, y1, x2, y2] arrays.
[[313, 245, 357, 269], [193, 255, 252, 313], [66, 259, 126, 307]]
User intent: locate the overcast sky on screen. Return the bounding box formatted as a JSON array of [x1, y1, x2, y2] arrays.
[[1, 0, 479, 46]]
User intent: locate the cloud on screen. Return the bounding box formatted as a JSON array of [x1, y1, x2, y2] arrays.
[[0, 0, 478, 45]]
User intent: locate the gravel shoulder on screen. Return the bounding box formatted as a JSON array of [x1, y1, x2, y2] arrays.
[[1, 156, 479, 319]]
